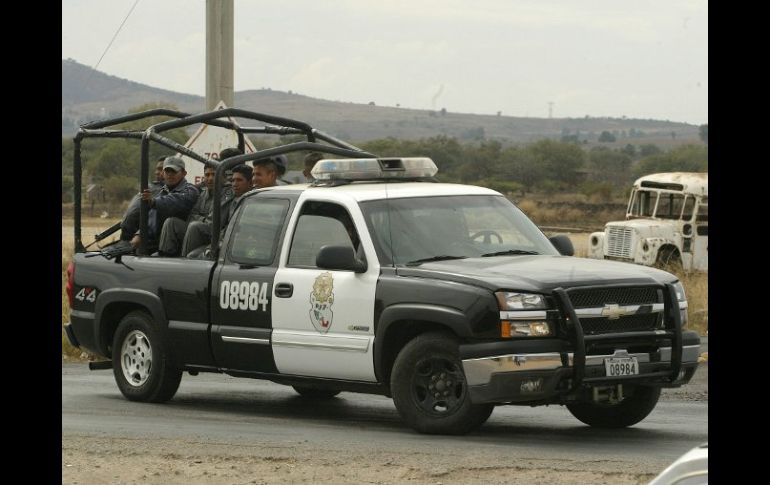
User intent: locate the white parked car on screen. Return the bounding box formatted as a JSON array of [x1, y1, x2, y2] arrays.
[[649, 443, 708, 484], [588, 172, 707, 272]]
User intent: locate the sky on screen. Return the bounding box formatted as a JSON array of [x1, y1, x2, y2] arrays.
[[62, 0, 708, 125]]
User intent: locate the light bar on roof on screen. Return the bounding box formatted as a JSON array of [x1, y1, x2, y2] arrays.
[[311, 157, 438, 181]]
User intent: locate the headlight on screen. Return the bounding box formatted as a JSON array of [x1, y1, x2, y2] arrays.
[[671, 281, 688, 326], [495, 292, 547, 310], [672, 281, 686, 302], [496, 292, 553, 337], [501, 320, 553, 337]]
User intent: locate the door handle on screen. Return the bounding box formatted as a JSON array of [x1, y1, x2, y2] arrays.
[[274, 282, 293, 298]]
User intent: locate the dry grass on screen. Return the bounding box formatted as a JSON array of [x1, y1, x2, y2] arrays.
[[516, 199, 623, 227], [675, 270, 708, 336]]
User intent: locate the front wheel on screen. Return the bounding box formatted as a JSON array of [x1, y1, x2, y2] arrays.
[[390, 332, 494, 435], [566, 385, 661, 428], [112, 310, 182, 402]]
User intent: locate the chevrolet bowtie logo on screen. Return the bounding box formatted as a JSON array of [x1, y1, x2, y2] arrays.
[[601, 304, 632, 320]]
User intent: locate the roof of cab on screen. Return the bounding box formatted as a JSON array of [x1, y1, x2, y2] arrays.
[[633, 172, 708, 197]]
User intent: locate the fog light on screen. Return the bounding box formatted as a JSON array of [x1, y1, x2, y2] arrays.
[[521, 378, 543, 393], [642, 242, 649, 252]]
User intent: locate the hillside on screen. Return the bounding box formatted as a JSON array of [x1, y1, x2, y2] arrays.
[[62, 59, 700, 145]]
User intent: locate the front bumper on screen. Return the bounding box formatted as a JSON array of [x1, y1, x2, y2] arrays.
[[460, 282, 699, 404], [461, 334, 700, 403]]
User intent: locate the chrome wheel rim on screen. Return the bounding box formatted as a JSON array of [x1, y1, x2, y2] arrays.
[[120, 330, 153, 387]]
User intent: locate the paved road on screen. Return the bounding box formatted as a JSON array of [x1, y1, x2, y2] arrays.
[[63, 362, 707, 482]]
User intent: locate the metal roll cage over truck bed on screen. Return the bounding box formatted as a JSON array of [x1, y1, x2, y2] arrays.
[[72, 107, 375, 257]]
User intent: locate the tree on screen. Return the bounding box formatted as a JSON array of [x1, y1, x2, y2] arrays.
[[699, 124, 708, 145], [527, 139, 585, 185], [498, 146, 543, 191], [635, 145, 708, 176], [639, 144, 662, 157], [621, 144, 636, 157], [598, 131, 616, 142], [588, 147, 632, 184]]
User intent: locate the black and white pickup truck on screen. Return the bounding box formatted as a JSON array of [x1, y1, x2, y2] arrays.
[[65, 109, 700, 435]]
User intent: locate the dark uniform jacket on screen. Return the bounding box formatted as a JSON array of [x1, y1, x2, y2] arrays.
[[148, 179, 199, 239]]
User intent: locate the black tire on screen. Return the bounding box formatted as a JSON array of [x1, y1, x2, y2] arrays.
[[390, 332, 494, 435], [292, 386, 341, 399], [566, 385, 661, 428], [112, 310, 182, 403]]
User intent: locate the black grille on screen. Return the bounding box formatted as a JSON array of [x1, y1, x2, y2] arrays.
[[568, 287, 660, 308], [581, 313, 661, 335]]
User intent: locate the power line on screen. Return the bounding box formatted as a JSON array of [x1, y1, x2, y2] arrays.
[[91, 0, 141, 74]]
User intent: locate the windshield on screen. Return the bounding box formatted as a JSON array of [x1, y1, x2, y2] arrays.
[[360, 195, 558, 266], [628, 189, 657, 218], [628, 189, 695, 220]]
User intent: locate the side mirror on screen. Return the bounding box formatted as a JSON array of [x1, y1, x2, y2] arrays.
[[316, 245, 367, 273], [549, 235, 574, 256]]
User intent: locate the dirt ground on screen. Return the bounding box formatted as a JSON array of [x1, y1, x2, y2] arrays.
[[62, 436, 659, 485], [62, 363, 706, 485]]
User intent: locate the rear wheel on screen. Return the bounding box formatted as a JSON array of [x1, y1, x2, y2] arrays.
[[566, 385, 661, 428], [390, 332, 494, 435], [292, 386, 341, 399], [112, 310, 182, 402]]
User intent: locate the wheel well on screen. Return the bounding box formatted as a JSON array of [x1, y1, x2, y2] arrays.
[[656, 245, 681, 261], [99, 303, 150, 357], [379, 320, 456, 384]]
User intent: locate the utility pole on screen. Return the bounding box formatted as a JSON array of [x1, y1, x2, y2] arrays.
[[548, 101, 554, 119], [206, 0, 234, 110]]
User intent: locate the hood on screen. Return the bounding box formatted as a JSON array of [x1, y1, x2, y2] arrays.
[[608, 218, 679, 239], [396, 255, 677, 293]]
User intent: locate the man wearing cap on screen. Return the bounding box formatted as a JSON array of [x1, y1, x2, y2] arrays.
[[132, 156, 199, 251], [156, 163, 225, 256]]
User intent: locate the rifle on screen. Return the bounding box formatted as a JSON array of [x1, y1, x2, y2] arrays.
[[83, 222, 122, 250]]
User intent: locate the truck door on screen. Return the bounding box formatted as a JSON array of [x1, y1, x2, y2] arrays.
[[271, 199, 379, 382], [210, 196, 292, 372]]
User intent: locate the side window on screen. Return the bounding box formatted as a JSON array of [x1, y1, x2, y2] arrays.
[[682, 196, 696, 221], [696, 197, 708, 221], [288, 201, 361, 267], [228, 198, 290, 266], [656, 193, 686, 220]]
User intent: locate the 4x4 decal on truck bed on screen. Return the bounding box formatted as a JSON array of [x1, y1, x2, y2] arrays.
[[74, 287, 97, 303]]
